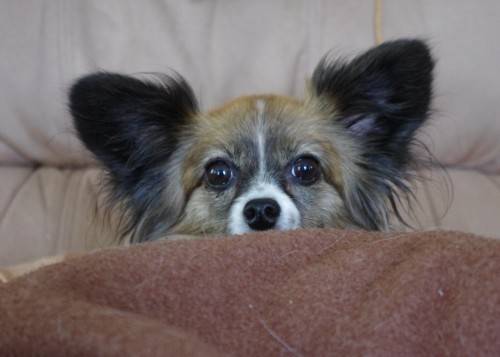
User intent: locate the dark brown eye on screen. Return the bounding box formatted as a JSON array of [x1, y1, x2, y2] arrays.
[[290, 156, 320, 185], [205, 160, 234, 189]]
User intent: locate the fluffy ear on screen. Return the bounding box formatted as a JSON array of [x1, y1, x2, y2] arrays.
[[70, 72, 198, 240], [312, 39, 433, 165], [311, 39, 434, 229]]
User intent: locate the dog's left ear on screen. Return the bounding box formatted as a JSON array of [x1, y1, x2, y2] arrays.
[[311, 39, 434, 229], [311, 39, 434, 169]]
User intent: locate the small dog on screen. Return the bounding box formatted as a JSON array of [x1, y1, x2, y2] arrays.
[[0, 39, 434, 282], [69, 39, 434, 243]]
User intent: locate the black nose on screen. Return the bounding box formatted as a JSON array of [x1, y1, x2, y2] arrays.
[[243, 198, 281, 231]]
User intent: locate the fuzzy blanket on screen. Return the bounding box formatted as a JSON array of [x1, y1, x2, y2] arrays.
[[1, 229, 500, 356]]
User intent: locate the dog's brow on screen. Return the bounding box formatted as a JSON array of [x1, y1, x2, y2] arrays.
[[295, 142, 325, 159], [201, 150, 232, 165]]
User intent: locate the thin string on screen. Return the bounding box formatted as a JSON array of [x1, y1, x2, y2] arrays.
[[374, 0, 384, 45]]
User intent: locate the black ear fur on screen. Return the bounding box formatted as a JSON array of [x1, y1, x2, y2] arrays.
[[312, 39, 434, 229], [312, 39, 434, 168], [70, 72, 198, 239]]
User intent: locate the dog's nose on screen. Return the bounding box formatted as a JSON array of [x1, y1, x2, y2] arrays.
[[243, 198, 281, 231]]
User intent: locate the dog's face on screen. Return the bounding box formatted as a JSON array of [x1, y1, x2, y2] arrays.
[[174, 95, 352, 235], [70, 39, 434, 241]]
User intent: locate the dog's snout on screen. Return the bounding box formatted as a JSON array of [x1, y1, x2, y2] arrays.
[[243, 198, 281, 231]]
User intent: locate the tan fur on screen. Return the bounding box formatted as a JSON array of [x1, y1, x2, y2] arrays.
[[184, 95, 348, 191], [167, 94, 366, 235]]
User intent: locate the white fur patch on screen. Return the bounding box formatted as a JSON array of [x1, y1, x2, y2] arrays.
[[255, 99, 266, 181], [228, 183, 301, 234], [227, 99, 300, 235]]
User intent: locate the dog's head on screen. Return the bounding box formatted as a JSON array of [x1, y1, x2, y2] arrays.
[[70, 39, 434, 241]]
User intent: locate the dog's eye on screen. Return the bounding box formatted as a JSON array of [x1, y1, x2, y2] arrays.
[[290, 156, 320, 185], [205, 160, 234, 189]]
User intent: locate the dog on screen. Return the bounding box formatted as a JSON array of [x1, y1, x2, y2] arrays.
[[1, 39, 434, 281]]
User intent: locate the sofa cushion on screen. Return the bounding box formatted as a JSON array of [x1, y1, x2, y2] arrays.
[[0, 167, 116, 265], [1, 165, 499, 266]]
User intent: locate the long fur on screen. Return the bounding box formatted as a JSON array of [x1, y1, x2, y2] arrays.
[[311, 39, 434, 230], [70, 39, 434, 242], [70, 72, 198, 241]]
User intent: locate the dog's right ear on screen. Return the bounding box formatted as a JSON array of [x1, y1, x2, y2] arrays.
[[69, 72, 198, 240], [70, 72, 197, 176]]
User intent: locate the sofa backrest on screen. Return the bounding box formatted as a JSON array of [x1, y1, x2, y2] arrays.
[[1, 1, 499, 173]]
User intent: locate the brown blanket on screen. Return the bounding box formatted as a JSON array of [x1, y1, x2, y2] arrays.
[[1, 229, 500, 356]]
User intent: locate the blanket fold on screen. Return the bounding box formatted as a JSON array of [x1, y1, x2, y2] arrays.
[[1, 229, 499, 356]]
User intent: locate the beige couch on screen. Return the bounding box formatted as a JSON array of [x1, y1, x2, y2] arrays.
[[1, 1, 499, 266]]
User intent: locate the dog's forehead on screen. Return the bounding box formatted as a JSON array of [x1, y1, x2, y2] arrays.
[[205, 94, 303, 118], [181, 94, 346, 193], [197, 95, 324, 155]]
